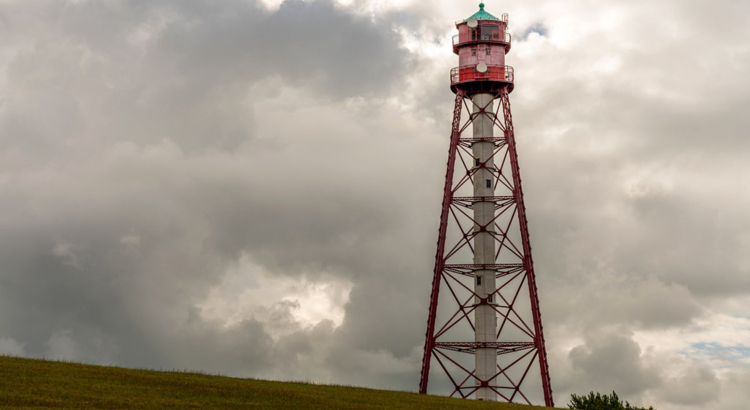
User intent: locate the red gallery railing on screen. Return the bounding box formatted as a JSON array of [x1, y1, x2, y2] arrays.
[[452, 32, 511, 47], [450, 65, 514, 85]]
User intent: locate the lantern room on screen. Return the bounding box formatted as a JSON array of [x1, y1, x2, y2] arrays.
[[450, 3, 514, 95]]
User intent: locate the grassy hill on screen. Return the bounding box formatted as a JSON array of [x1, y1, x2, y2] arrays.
[[0, 356, 552, 409]]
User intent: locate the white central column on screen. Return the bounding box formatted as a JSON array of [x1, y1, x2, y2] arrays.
[[472, 93, 497, 401]]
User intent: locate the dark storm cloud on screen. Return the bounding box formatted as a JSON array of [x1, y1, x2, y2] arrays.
[[0, 0, 424, 380], [54, 0, 408, 96], [158, 1, 409, 94], [2, 0, 411, 152]]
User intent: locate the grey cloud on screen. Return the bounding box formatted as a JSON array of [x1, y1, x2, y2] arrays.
[[518, 22, 548, 41], [1, 0, 411, 153], [553, 331, 728, 409], [658, 366, 720, 406], [567, 333, 662, 397], [0, 0, 433, 388], [716, 368, 750, 410], [0, 337, 25, 357]]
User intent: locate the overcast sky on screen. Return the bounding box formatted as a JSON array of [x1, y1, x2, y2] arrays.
[[1, 0, 749, 408]]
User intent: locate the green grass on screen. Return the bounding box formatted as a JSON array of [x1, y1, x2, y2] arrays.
[[0, 355, 552, 409]]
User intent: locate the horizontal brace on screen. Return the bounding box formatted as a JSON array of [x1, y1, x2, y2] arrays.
[[434, 342, 536, 355], [455, 386, 517, 391], [437, 347, 535, 355], [452, 196, 515, 203], [445, 264, 524, 270], [436, 342, 535, 348], [443, 264, 525, 279], [460, 137, 507, 143]]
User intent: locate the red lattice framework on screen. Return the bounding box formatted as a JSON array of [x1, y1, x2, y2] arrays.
[[418, 88, 554, 407]]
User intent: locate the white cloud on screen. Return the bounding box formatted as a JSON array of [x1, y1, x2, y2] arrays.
[[197, 255, 353, 337], [634, 313, 750, 369]]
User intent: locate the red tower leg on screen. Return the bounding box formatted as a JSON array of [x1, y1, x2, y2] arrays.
[[419, 89, 466, 395], [501, 89, 554, 406]]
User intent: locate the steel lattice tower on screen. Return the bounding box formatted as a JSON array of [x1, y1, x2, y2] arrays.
[[418, 3, 553, 406]]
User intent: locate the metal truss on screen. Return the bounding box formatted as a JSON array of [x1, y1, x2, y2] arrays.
[[419, 88, 553, 407]]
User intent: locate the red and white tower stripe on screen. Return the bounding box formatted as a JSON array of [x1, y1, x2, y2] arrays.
[[419, 3, 553, 406]]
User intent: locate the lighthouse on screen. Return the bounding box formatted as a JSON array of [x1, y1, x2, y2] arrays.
[[419, 3, 553, 406]]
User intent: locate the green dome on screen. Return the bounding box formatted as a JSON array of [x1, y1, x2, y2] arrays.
[[464, 2, 500, 22]]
